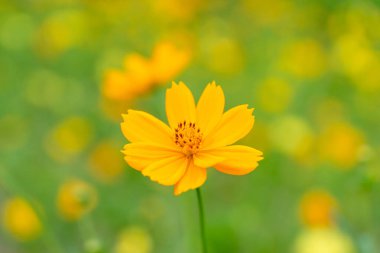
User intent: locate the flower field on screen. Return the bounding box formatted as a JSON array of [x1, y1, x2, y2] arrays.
[[0, 0, 379, 252]]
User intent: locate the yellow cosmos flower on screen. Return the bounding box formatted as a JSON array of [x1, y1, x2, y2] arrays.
[[115, 226, 153, 253], [151, 42, 190, 84], [294, 228, 356, 253], [103, 54, 153, 101], [281, 39, 327, 78], [2, 197, 42, 241], [318, 123, 364, 169], [121, 82, 263, 195], [299, 190, 337, 228], [57, 179, 98, 221], [103, 42, 190, 101], [89, 140, 125, 183], [45, 117, 93, 163]]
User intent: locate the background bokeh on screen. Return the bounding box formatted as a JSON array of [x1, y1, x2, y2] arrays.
[[1, 0, 380, 252]]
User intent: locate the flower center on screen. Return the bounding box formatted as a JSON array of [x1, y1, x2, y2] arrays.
[[174, 121, 203, 156]]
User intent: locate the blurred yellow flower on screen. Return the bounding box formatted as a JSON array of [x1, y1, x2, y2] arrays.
[[313, 99, 345, 128], [2, 197, 42, 241], [151, 42, 191, 83], [57, 179, 97, 221], [82, 0, 130, 21], [333, 31, 380, 91], [334, 33, 375, 76], [89, 140, 124, 183], [201, 36, 244, 75], [150, 0, 202, 22], [35, 10, 90, 58], [299, 190, 337, 228], [269, 115, 314, 159], [318, 123, 365, 169], [257, 77, 293, 113], [281, 39, 327, 78], [243, 0, 292, 26], [121, 81, 263, 195], [45, 117, 93, 162], [115, 226, 153, 253], [293, 4, 326, 31], [124, 54, 155, 88], [294, 228, 356, 253], [103, 41, 190, 101], [103, 68, 150, 101]]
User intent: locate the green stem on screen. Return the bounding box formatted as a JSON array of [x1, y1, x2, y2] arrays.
[[196, 188, 207, 253]]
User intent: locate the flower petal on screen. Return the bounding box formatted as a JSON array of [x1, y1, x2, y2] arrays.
[[122, 143, 182, 171], [196, 81, 225, 137], [142, 156, 188, 186], [202, 105, 255, 149], [193, 151, 225, 168], [121, 110, 174, 146], [151, 42, 191, 84], [124, 53, 154, 87], [166, 82, 196, 129], [174, 160, 207, 195], [211, 145, 263, 175], [103, 70, 136, 100]]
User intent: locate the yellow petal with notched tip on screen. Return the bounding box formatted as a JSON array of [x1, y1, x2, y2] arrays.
[[121, 110, 174, 146], [166, 81, 196, 129], [212, 145, 263, 175], [202, 105, 254, 149], [196, 81, 225, 137]]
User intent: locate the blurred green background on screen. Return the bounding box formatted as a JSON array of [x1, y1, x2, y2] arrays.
[[1, 0, 380, 252]]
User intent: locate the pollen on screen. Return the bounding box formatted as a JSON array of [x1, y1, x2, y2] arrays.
[[174, 120, 203, 155]]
